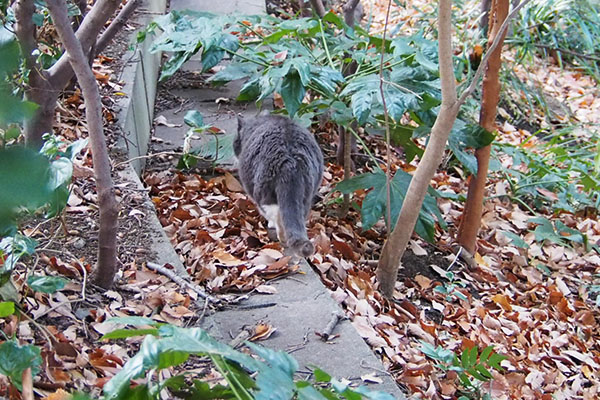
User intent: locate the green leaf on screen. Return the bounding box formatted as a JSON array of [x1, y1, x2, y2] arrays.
[[208, 62, 258, 84], [280, 71, 305, 118], [47, 157, 73, 190], [0, 340, 42, 391], [528, 217, 563, 244], [201, 46, 225, 72], [479, 346, 494, 363], [488, 353, 506, 371], [313, 368, 332, 383], [297, 382, 330, 400], [159, 51, 192, 81], [475, 363, 493, 380], [0, 147, 53, 235], [107, 316, 159, 326], [0, 300, 15, 317], [26, 275, 67, 294], [184, 110, 204, 128], [351, 91, 372, 125], [238, 76, 261, 101], [336, 170, 441, 242], [101, 328, 160, 340]]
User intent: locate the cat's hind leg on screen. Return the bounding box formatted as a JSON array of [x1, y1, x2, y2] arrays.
[[260, 204, 281, 242]]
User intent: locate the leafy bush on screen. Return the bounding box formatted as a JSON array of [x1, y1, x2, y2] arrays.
[[97, 318, 396, 400], [140, 9, 495, 239], [507, 0, 600, 80], [421, 342, 506, 400]]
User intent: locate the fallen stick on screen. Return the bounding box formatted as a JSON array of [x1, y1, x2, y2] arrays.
[[317, 310, 345, 341], [146, 262, 220, 304]]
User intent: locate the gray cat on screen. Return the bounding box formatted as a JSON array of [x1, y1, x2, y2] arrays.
[[234, 114, 323, 257]]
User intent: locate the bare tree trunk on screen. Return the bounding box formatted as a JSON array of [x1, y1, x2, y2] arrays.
[[46, 0, 119, 289], [377, 0, 460, 297], [15, 0, 125, 148], [309, 0, 326, 17], [457, 0, 509, 255], [376, 0, 529, 298]]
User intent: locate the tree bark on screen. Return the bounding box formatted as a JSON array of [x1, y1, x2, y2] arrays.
[[457, 0, 509, 255], [309, 0, 326, 17], [46, 0, 119, 289], [377, 0, 460, 297]]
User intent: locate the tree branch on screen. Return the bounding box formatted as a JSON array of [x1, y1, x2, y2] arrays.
[[13, 0, 37, 70], [309, 0, 326, 17], [46, 0, 119, 289], [47, 0, 121, 88], [457, 0, 531, 106], [95, 0, 140, 55], [343, 0, 361, 26], [377, 0, 460, 297]]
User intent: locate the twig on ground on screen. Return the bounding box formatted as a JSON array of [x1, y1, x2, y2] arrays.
[[229, 325, 254, 349], [146, 261, 220, 304], [317, 310, 346, 341]]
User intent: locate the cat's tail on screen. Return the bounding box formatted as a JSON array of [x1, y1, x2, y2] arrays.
[[277, 172, 315, 258]]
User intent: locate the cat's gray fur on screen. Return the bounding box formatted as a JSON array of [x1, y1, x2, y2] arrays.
[[234, 114, 323, 257]]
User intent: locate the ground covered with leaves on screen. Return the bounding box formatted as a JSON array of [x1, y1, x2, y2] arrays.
[[3, 0, 600, 399]]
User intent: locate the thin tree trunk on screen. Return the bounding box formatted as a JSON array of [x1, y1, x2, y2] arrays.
[[309, 0, 326, 17], [376, 0, 528, 297], [46, 0, 119, 289], [457, 0, 509, 255], [377, 0, 460, 297]]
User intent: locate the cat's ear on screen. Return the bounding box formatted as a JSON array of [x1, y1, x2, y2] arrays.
[[237, 114, 244, 130]]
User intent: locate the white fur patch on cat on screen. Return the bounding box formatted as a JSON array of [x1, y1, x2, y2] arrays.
[[261, 204, 280, 229]]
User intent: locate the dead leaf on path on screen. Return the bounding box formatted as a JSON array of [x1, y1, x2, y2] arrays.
[[255, 284, 278, 294], [212, 249, 245, 266], [224, 172, 244, 192], [250, 323, 276, 341], [154, 115, 182, 128]]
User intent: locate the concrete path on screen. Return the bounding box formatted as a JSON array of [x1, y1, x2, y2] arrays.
[[154, 0, 406, 397]]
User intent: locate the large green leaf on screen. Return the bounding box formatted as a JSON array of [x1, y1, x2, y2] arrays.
[[448, 122, 495, 174], [336, 170, 443, 242], [0, 150, 54, 233], [351, 91, 372, 125], [280, 71, 305, 118], [208, 62, 258, 84], [0, 340, 42, 391]]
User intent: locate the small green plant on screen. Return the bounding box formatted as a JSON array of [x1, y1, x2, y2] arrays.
[[493, 130, 600, 215], [178, 110, 235, 169], [96, 317, 396, 400], [507, 0, 600, 80], [431, 268, 468, 302], [420, 342, 506, 400]]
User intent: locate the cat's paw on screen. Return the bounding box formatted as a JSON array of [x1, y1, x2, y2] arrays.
[[267, 227, 279, 242]]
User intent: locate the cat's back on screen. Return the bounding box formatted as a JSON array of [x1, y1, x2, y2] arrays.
[[242, 115, 315, 151]]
